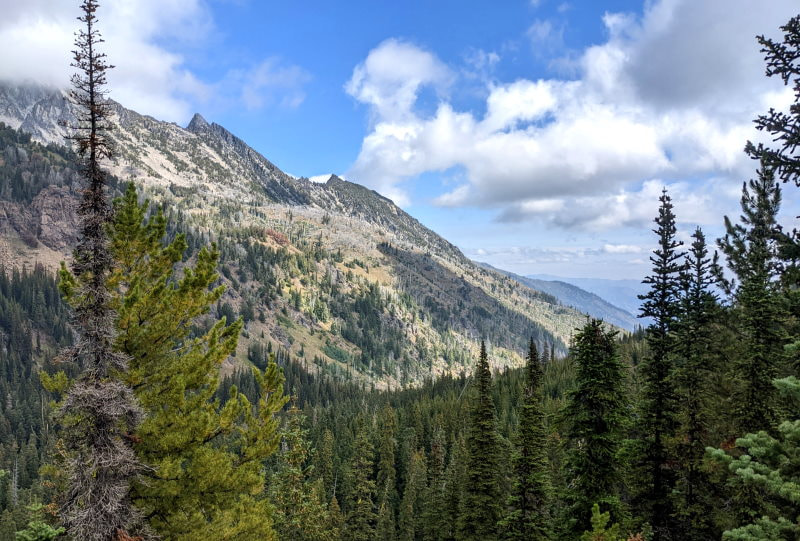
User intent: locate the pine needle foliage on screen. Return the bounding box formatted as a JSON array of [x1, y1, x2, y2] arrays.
[[109, 183, 287, 540], [458, 341, 502, 541], [56, 2, 144, 539], [563, 320, 627, 539], [708, 376, 800, 540], [745, 15, 800, 185], [344, 420, 377, 541], [634, 188, 684, 538], [716, 166, 786, 434], [672, 227, 720, 540], [270, 404, 338, 541], [500, 339, 552, 540]]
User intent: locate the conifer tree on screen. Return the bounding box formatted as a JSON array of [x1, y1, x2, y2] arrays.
[[580, 504, 622, 541], [377, 500, 396, 541], [376, 405, 398, 541], [500, 339, 551, 540], [673, 228, 719, 540], [12, 503, 64, 541], [398, 449, 426, 541], [107, 184, 286, 539], [634, 189, 684, 538], [441, 434, 467, 541], [422, 426, 447, 541], [716, 166, 785, 434], [315, 428, 336, 501], [562, 320, 627, 539], [744, 14, 800, 371], [745, 15, 800, 185], [329, 495, 345, 537], [56, 2, 143, 538], [270, 405, 337, 541], [345, 421, 377, 541], [707, 376, 800, 540], [458, 341, 502, 541]]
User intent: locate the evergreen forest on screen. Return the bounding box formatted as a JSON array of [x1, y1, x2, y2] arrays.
[[1, 2, 800, 540]]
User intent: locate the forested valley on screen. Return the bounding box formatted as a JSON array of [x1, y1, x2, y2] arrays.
[[1, 2, 800, 540]]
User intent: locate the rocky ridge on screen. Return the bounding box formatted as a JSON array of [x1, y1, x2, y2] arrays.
[[0, 81, 594, 386]]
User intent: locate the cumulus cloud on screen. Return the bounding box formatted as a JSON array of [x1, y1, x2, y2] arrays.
[[345, 0, 797, 230], [0, 0, 308, 123], [345, 39, 453, 123], [498, 177, 738, 233]]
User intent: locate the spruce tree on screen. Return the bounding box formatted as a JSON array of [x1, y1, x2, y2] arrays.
[[397, 449, 426, 541], [673, 228, 719, 540], [421, 426, 447, 541], [500, 339, 551, 540], [634, 188, 684, 538], [376, 405, 398, 541], [270, 405, 337, 541], [744, 15, 800, 185], [56, 2, 143, 538], [107, 184, 286, 539], [458, 341, 502, 541], [716, 166, 785, 434], [315, 428, 336, 501], [744, 14, 800, 371], [707, 376, 800, 540], [345, 421, 377, 541], [562, 320, 627, 539]]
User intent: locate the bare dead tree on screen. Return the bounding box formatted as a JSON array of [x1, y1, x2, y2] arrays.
[[57, 1, 146, 539]]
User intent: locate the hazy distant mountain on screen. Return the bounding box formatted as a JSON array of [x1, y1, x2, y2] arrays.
[[481, 265, 640, 331], [527, 273, 647, 318]]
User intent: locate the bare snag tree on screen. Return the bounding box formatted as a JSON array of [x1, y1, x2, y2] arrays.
[[57, 1, 145, 539]]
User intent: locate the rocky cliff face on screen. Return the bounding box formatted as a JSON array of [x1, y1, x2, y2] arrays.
[[0, 81, 592, 386], [0, 83, 69, 145]]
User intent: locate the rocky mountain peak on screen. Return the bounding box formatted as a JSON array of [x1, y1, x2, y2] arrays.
[[186, 112, 210, 133]]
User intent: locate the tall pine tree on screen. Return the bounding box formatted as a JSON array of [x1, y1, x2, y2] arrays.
[[500, 339, 551, 540], [673, 227, 719, 540], [716, 166, 785, 435], [744, 13, 800, 384], [634, 188, 684, 539], [458, 341, 502, 541], [562, 320, 627, 539], [397, 449, 426, 541], [56, 2, 144, 538]]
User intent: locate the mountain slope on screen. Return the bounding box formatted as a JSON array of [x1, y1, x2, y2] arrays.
[[527, 273, 647, 317], [481, 264, 639, 330], [0, 81, 595, 386]]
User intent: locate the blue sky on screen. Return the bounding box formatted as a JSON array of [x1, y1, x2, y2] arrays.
[[2, 0, 798, 279]]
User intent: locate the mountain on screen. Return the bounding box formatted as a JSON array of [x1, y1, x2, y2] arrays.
[[480, 264, 639, 331], [0, 81, 595, 387], [527, 273, 648, 317]]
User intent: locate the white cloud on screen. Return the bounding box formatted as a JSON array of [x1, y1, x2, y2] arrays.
[[231, 58, 311, 110], [345, 0, 797, 228], [603, 244, 641, 254], [496, 178, 733, 230], [0, 0, 214, 122], [0, 0, 309, 123], [527, 19, 564, 55], [345, 39, 453, 123]]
